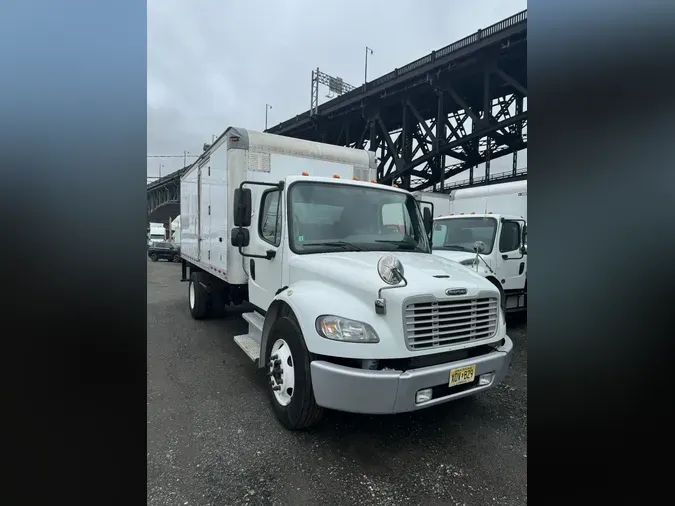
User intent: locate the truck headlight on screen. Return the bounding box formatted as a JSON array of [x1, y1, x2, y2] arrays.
[[315, 315, 380, 343]]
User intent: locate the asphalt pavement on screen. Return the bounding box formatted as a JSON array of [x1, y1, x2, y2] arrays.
[[147, 258, 527, 506]]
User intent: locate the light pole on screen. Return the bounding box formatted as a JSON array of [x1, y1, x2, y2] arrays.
[[365, 46, 374, 84], [159, 163, 164, 178], [265, 103, 272, 130]]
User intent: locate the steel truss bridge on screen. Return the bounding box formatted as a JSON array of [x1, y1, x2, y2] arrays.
[[148, 10, 526, 221], [146, 168, 186, 223], [267, 10, 527, 192]]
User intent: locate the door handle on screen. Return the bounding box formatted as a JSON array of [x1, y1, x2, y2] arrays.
[[265, 250, 276, 260]]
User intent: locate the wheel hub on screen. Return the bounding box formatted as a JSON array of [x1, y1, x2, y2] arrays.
[[267, 339, 294, 406]]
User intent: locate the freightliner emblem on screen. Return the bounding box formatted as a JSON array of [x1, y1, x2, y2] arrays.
[[445, 288, 467, 296]]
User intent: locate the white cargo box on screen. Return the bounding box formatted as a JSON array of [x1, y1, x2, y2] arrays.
[[180, 127, 377, 285]]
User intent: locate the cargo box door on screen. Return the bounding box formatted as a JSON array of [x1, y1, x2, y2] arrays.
[[198, 169, 211, 262]]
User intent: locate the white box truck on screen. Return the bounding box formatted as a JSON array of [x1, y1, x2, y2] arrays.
[[179, 127, 513, 430], [147, 223, 166, 246], [418, 181, 527, 313]]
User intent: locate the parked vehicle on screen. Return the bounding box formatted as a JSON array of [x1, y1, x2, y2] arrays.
[[148, 242, 180, 262], [179, 127, 513, 430], [147, 223, 166, 246], [416, 181, 527, 313]]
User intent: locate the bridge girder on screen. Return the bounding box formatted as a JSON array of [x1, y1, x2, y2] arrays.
[[147, 169, 184, 223], [268, 10, 527, 192]]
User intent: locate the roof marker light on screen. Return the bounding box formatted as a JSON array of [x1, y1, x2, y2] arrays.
[[333, 174, 340, 179], [370, 179, 377, 183], [353, 177, 359, 181], [392, 184, 399, 188], [301, 171, 309, 176]]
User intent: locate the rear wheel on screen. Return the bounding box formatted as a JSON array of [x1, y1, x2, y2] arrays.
[[188, 272, 210, 319], [265, 316, 324, 430]]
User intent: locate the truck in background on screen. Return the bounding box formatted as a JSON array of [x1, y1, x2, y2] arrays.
[[179, 126, 513, 430], [170, 216, 180, 243], [147, 223, 166, 246], [415, 181, 527, 313]]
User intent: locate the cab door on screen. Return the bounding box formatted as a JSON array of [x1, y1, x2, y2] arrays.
[[245, 187, 284, 310], [496, 219, 527, 291]]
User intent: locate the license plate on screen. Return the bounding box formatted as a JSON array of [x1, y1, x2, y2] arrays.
[[449, 365, 476, 387]]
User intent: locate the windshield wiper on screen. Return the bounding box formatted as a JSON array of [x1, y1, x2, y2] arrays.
[[302, 241, 364, 251], [439, 245, 470, 251], [375, 239, 425, 252]]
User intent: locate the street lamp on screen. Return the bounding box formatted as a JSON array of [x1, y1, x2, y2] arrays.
[[365, 46, 374, 84], [265, 103, 272, 130], [159, 163, 165, 178]]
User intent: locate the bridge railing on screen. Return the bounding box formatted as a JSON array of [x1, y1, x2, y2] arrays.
[[146, 167, 188, 190], [269, 9, 527, 133], [416, 168, 527, 192]]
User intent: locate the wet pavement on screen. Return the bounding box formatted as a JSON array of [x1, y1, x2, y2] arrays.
[[147, 258, 527, 505]]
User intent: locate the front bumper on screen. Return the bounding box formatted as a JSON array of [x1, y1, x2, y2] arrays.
[[310, 335, 513, 414]]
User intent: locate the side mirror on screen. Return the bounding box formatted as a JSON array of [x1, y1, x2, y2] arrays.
[[520, 244, 527, 255], [473, 240, 486, 254], [423, 207, 432, 235], [230, 227, 250, 247], [233, 188, 252, 227]]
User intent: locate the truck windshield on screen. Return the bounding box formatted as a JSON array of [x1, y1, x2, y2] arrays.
[[432, 217, 498, 254], [288, 182, 430, 254]]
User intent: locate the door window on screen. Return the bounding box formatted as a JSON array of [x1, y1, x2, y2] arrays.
[[259, 189, 282, 246], [499, 221, 521, 252]]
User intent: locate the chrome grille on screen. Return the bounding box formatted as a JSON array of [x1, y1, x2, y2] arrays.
[[404, 297, 499, 349]]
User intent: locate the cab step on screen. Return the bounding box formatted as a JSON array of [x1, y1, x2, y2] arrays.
[[233, 334, 261, 362], [233, 311, 265, 362]]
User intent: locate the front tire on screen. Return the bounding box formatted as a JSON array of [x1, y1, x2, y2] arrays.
[[188, 272, 210, 320], [265, 316, 324, 430], [172, 254, 180, 263], [150, 253, 158, 262]]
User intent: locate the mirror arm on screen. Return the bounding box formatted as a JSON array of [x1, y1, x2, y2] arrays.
[[238, 245, 274, 260]]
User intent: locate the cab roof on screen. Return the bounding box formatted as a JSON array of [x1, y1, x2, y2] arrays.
[[436, 213, 525, 221], [284, 175, 410, 194]]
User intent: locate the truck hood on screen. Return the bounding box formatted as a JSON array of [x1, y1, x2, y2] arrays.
[[288, 251, 495, 301], [431, 249, 493, 269]]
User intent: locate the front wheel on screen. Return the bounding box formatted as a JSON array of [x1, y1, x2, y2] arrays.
[[150, 253, 158, 262], [172, 254, 180, 263], [265, 316, 324, 430]]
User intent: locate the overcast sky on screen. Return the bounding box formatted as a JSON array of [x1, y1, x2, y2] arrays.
[[148, 0, 527, 183]]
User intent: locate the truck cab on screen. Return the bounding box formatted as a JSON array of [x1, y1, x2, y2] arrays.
[[180, 127, 513, 430], [431, 213, 527, 312]]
